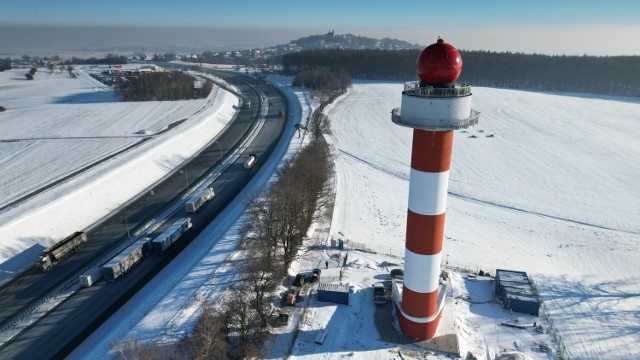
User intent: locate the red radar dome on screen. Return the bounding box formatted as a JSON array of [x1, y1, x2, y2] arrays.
[[416, 38, 462, 85]]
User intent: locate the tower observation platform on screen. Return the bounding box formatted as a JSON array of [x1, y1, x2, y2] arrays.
[[391, 81, 480, 131]]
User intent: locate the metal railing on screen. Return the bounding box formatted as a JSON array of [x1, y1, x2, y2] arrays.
[[391, 107, 480, 131], [402, 81, 472, 97]]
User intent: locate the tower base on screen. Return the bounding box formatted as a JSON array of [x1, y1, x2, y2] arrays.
[[394, 303, 443, 340], [391, 280, 448, 340]]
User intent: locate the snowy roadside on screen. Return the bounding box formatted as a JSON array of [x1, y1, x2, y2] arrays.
[[69, 74, 312, 358]]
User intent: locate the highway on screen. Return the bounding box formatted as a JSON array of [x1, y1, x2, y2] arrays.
[[0, 70, 292, 359]]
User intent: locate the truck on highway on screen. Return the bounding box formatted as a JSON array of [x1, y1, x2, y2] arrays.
[[34, 231, 88, 271], [151, 218, 192, 254], [244, 154, 257, 169], [101, 237, 150, 281], [185, 187, 214, 213], [79, 266, 103, 288]]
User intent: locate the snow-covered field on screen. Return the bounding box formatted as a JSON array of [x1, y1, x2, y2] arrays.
[[325, 82, 640, 359], [2, 66, 639, 359], [0, 67, 237, 275]]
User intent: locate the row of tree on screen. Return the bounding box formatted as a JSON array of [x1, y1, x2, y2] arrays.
[[292, 68, 351, 102], [283, 49, 640, 97], [0, 58, 11, 72], [115, 72, 212, 101], [66, 54, 128, 65]]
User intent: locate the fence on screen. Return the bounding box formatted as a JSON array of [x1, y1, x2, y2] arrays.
[[529, 277, 570, 360], [345, 241, 404, 259]]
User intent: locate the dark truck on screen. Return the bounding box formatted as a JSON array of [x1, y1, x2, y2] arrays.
[[34, 231, 88, 271]]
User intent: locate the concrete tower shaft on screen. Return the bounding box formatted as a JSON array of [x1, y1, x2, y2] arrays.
[[404, 129, 451, 317], [390, 38, 479, 340], [394, 130, 451, 340]]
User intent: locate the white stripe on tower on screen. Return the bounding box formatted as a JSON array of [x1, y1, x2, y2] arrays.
[[402, 129, 452, 320]]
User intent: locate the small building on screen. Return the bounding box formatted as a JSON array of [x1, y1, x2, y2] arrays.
[[495, 269, 530, 296], [495, 269, 540, 316], [317, 282, 349, 305], [505, 292, 540, 316]]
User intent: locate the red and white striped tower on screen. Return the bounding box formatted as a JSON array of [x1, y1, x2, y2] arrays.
[[390, 38, 479, 340]]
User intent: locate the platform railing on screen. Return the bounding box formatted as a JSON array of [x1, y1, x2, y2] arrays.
[[391, 108, 480, 131], [402, 81, 472, 97]]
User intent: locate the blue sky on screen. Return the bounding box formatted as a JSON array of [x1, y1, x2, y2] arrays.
[[1, 1, 639, 56]]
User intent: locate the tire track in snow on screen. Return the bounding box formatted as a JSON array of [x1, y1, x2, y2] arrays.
[[337, 148, 638, 236]]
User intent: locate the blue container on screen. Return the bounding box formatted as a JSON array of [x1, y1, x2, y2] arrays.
[[317, 283, 350, 305]]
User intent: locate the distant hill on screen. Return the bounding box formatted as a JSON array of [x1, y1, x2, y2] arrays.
[[283, 31, 421, 51], [190, 31, 423, 66]]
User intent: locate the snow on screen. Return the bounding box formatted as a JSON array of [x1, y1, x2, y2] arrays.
[[2, 66, 639, 359], [0, 67, 237, 277], [322, 82, 640, 359]]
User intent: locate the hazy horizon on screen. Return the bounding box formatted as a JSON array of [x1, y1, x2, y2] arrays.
[[1, 1, 639, 58], [2, 24, 640, 59]]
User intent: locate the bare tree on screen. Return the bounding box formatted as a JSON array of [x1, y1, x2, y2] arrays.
[[271, 173, 307, 268], [239, 248, 283, 328], [111, 336, 170, 360], [241, 190, 282, 262], [190, 301, 228, 360], [222, 287, 262, 359]]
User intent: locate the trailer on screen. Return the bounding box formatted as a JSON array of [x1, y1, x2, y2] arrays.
[[35, 231, 88, 271], [185, 187, 215, 213], [244, 154, 257, 169], [101, 237, 150, 281], [151, 218, 192, 254], [79, 266, 103, 288]]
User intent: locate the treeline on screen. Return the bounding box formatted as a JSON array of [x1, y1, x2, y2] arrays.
[[0, 54, 128, 69], [292, 68, 352, 102], [115, 72, 212, 101], [66, 54, 128, 65], [0, 58, 11, 71], [283, 49, 640, 97]]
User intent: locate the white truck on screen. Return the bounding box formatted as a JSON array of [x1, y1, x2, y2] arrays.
[[79, 266, 103, 288], [244, 154, 257, 169], [101, 237, 150, 281], [151, 218, 192, 254], [185, 187, 214, 213]]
